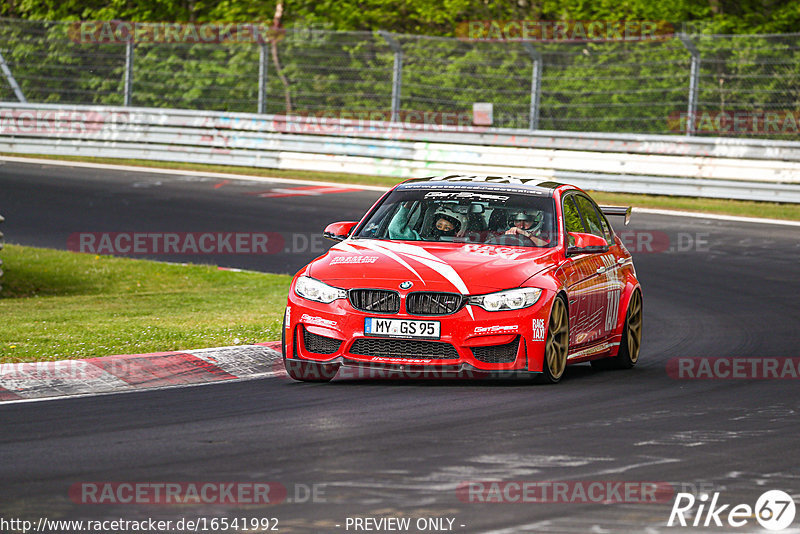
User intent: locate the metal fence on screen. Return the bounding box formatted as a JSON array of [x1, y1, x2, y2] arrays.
[[1, 18, 800, 138]]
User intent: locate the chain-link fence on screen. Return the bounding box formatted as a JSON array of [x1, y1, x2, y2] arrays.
[[1, 18, 800, 138]]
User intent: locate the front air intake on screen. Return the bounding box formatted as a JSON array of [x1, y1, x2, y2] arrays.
[[349, 289, 401, 313]]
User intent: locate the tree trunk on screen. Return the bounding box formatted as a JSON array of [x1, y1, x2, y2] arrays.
[[271, 0, 293, 114]]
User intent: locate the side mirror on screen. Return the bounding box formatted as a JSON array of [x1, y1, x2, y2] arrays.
[[323, 221, 358, 241], [566, 232, 609, 256]]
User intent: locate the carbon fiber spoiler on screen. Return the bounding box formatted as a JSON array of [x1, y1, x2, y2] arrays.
[[600, 205, 632, 225]]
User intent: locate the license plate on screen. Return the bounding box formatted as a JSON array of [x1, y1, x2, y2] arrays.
[[364, 318, 441, 339]]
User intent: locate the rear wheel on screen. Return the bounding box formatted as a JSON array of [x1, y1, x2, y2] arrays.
[[539, 296, 569, 384], [592, 289, 642, 370], [615, 289, 642, 368]]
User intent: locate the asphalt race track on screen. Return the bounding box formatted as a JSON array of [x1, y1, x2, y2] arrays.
[[1, 160, 799, 533]]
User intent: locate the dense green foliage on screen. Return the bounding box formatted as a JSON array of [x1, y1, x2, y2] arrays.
[[3, 0, 800, 35], [1, 2, 799, 138]]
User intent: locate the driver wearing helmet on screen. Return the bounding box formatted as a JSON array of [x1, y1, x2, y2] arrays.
[[505, 211, 548, 246]]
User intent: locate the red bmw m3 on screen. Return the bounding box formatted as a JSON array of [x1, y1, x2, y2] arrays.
[[282, 175, 642, 383]]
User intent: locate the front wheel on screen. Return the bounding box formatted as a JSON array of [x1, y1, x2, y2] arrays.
[[282, 314, 339, 382], [284, 358, 339, 382], [539, 296, 569, 384]]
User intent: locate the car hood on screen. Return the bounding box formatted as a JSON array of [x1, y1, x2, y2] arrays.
[[307, 239, 558, 293]]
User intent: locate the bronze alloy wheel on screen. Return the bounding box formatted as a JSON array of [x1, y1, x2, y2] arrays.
[[594, 289, 642, 370], [541, 297, 569, 383], [620, 289, 642, 367]]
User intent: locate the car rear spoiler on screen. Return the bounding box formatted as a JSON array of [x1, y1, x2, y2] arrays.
[[599, 206, 632, 225]]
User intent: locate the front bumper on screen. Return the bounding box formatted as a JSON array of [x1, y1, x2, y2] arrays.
[[284, 289, 553, 373], [284, 356, 543, 380]]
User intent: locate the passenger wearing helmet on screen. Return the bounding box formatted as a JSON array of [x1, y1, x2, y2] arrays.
[[429, 206, 466, 240], [432, 213, 460, 238], [504, 211, 548, 246], [387, 201, 467, 241]]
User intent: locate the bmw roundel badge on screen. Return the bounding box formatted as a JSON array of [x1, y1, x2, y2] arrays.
[[399, 281, 413, 290]]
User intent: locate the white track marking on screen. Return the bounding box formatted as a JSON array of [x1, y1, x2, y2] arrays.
[[634, 207, 800, 227], [0, 155, 388, 191], [4, 155, 798, 226]]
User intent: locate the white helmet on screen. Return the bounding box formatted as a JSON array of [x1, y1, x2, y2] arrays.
[[431, 205, 467, 236]]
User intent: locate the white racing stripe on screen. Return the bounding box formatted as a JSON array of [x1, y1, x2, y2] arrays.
[[372, 241, 470, 293], [350, 241, 426, 283], [353, 241, 476, 319], [331, 242, 359, 253]]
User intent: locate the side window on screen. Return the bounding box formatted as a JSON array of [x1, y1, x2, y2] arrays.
[[574, 195, 605, 239], [598, 212, 614, 243], [562, 195, 584, 246]]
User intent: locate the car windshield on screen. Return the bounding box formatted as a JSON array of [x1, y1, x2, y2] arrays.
[[354, 187, 557, 248]]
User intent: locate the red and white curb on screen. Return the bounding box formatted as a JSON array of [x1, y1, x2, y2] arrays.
[[0, 342, 283, 403]]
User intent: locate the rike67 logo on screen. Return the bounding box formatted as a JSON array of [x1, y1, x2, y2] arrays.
[[668, 490, 796, 530]]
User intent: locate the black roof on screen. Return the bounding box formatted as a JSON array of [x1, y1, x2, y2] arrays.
[[397, 175, 564, 196]]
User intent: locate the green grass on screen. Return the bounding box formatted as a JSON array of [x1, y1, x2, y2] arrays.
[[4, 152, 800, 220], [0, 244, 291, 363]]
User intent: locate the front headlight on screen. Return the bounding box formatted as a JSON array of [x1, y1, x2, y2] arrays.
[[294, 276, 346, 304], [468, 288, 542, 312]]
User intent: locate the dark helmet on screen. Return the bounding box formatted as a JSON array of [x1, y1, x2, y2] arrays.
[[510, 210, 543, 230]]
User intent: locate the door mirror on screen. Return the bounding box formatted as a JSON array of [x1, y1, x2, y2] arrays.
[[566, 232, 609, 255], [323, 221, 358, 241]]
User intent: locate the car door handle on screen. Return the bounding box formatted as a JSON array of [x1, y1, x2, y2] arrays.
[[617, 258, 627, 265], [596, 266, 607, 274]]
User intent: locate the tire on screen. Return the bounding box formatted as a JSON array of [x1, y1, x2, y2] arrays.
[[281, 312, 287, 358], [539, 296, 569, 384], [592, 289, 642, 370], [282, 315, 339, 382], [284, 358, 339, 382]]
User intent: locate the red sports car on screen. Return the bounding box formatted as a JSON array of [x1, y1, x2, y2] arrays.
[[282, 175, 642, 383]]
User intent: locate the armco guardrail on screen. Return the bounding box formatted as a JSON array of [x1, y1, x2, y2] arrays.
[[1, 103, 800, 203]]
